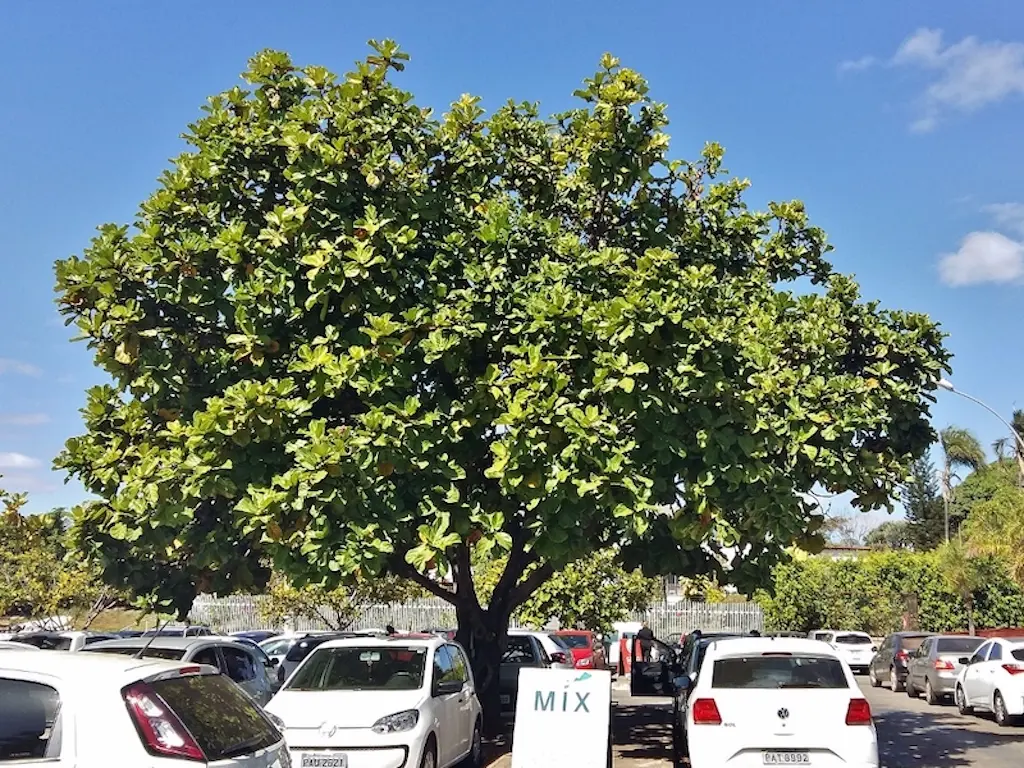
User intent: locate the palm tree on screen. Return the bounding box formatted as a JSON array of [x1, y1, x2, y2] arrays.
[[993, 437, 1010, 462], [1013, 410, 1024, 487], [939, 426, 986, 542]]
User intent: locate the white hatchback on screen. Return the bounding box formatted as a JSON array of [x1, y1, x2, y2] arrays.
[[266, 634, 482, 768], [0, 650, 289, 767], [681, 637, 879, 767], [820, 631, 875, 674], [955, 636, 1024, 726]]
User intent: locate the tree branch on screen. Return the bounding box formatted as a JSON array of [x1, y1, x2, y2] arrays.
[[490, 530, 534, 609], [393, 560, 459, 605], [506, 562, 555, 612]]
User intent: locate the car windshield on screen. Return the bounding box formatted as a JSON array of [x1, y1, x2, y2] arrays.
[[713, 655, 849, 689], [286, 646, 427, 691], [834, 634, 871, 644], [11, 635, 71, 651], [900, 636, 927, 651], [87, 646, 186, 660], [556, 635, 591, 649], [937, 637, 984, 653]]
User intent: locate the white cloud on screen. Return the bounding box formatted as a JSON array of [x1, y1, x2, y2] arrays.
[[985, 202, 1024, 237], [838, 55, 877, 74], [0, 358, 41, 376], [938, 231, 1024, 286], [893, 28, 1024, 130], [0, 413, 50, 426], [0, 452, 42, 469]]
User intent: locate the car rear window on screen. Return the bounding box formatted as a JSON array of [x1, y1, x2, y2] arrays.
[[900, 636, 927, 651], [0, 678, 62, 760], [151, 674, 280, 760], [712, 655, 849, 689], [502, 637, 537, 664], [556, 635, 592, 649], [12, 635, 72, 651], [285, 637, 332, 663], [88, 647, 186, 661], [834, 634, 871, 645], [938, 637, 984, 653], [287, 646, 427, 691]]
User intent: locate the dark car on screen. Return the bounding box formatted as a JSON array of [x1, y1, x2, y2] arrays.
[[230, 629, 279, 644], [869, 631, 930, 691]]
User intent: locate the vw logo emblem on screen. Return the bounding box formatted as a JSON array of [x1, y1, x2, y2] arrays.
[[777, 708, 790, 720], [319, 722, 338, 738]]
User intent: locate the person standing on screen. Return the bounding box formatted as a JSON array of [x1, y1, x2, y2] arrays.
[[637, 622, 655, 662]]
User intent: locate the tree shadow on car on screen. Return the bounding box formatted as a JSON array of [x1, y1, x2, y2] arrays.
[[874, 708, 1024, 767]]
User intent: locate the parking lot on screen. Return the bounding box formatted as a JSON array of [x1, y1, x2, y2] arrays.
[[558, 676, 1024, 768]]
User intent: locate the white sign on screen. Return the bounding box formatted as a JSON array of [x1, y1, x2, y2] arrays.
[[511, 667, 611, 768]]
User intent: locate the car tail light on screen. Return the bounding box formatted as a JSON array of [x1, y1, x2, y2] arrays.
[[845, 698, 872, 725], [692, 698, 722, 725], [934, 659, 955, 671], [122, 682, 205, 761], [895, 650, 909, 662], [1002, 664, 1024, 675], [550, 652, 568, 664]]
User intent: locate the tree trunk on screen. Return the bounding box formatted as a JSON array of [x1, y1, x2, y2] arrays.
[[456, 600, 510, 738], [966, 595, 975, 636]]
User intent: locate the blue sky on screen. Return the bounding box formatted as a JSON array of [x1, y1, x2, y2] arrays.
[[1, 1, 1022, 525]]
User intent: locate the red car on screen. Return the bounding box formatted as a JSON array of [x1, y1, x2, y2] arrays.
[[553, 630, 607, 670]]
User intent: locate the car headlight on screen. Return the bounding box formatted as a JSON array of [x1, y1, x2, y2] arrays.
[[371, 709, 420, 734], [577, 656, 593, 667]]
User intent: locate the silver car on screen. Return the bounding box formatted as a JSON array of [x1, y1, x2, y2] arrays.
[[905, 634, 985, 704], [84, 636, 277, 705]]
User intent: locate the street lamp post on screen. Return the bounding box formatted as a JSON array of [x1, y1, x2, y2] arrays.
[[937, 379, 1024, 507]]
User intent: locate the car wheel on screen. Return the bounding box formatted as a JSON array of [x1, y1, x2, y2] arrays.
[[420, 738, 437, 768], [956, 684, 973, 716], [890, 667, 904, 692], [869, 666, 881, 688], [994, 691, 1015, 727], [460, 720, 482, 767], [925, 678, 938, 706], [906, 677, 918, 698]]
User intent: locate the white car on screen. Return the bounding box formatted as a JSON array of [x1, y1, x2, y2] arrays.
[[0, 650, 289, 767], [508, 630, 575, 669], [820, 631, 875, 674], [0, 640, 41, 651], [267, 634, 483, 768], [955, 636, 1024, 726], [677, 637, 879, 767]]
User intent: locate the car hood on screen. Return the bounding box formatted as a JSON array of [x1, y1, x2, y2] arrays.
[[266, 689, 428, 729]]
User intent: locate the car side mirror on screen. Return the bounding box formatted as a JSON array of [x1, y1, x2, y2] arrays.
[[434, 680, 463, 697], [959, 657, 971, 665], [266, 657, 279, 667], [672, 675, 690, 692], [871, 646, 877, 652]]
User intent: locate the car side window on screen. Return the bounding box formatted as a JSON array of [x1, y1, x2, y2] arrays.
[[879, 635, 892, 652], [0, 678, 62, 760], [222, 646, 257, 682], [433, 644, 456, 685], [988, 643, 1003, 661], [192, 647, 222, 670], [970, 642, 990, 665], [534, 638, 552, 666], [444, 645, 468, 683]]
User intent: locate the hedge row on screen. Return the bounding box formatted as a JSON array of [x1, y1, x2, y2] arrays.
[[755, 551, 1024, 635]]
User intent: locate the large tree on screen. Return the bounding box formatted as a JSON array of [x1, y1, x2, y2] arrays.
[[901, 455, 944, 550], [55, 44, 949, 725]]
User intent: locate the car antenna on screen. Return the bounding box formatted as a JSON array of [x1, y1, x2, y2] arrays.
[[133, 616, 171, 659]]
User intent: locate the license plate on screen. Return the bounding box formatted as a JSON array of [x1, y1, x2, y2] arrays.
[[500, 694, 511, 704], [763, 752, 810, 764], [300, 753, 347, 768]]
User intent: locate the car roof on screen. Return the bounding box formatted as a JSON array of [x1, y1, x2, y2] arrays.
[[706, 637, 844, 657], [316, 635, 442, 651], [86, 636, 249, 651], [0, 649, 214, 682], [554, 629, 592, 634]]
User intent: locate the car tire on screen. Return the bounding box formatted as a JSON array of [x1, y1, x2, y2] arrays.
[[994, 691, 1016, 727], [906, 678, 918, 698], [956, 684, 973, 716], [420, 738, 438, 768], [890, 667, 904, 692], [460, 720, 482, 767], [925, 678, 938, 706], [869, 667, 881, 688]]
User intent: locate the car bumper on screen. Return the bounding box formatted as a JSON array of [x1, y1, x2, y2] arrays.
[[930, 672, 960, 695], [287, 745, 412, 768]]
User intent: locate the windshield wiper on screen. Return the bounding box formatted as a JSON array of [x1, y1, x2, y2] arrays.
[[221, 735, 271, 758]]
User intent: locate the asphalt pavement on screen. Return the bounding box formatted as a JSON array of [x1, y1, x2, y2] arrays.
[[863, 676, 1024, 767]]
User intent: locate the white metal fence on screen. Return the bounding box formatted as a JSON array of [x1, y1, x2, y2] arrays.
[[189, 595, 762, 635]]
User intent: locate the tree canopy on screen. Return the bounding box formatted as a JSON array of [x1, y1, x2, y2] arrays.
[[55, 43, 949, 715], [901, 455, 944, 550]]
